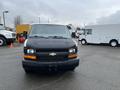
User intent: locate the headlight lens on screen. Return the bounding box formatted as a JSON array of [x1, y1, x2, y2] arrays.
[[27, 49, 35, 54], [5, 33, 12, 37], [69, 48, 76, 53]]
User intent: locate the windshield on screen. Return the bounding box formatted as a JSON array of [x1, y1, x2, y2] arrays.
[[29, 24, 71, 38]]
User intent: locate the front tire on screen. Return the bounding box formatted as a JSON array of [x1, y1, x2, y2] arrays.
[[0, 37, 6, 46], [110, 40, 118, 47], [81, 39, 87, 45]]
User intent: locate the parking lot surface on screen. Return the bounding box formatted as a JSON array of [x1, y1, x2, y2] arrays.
[[0, 44, 120, 90]]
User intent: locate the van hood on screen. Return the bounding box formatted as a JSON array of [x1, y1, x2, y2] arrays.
[[0, 30, 15, 34], [26, 38, 76, 49]]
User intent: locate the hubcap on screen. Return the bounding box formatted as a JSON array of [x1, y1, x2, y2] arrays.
[[111, 42, 117, 47], [82, 40, 85, 44], [0, 39, 3, 46]]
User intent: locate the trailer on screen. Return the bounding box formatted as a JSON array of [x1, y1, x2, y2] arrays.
[[79, 24, 120, 47]]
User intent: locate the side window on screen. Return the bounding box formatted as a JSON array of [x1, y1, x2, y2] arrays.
[[86, 29, 92, 35], [79, 29, 92, 35], [83, 29, 86, 35], [79, 29, 85, 35]]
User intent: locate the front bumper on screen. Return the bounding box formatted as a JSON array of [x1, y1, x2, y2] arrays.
[[22, 59, 79, 71], [7, 38, 16, 43]]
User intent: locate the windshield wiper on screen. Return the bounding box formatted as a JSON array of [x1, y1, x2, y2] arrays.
[[48, 36, 68, 39]]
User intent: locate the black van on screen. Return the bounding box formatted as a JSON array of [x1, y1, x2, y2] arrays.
[[22, 24, 79, 73]]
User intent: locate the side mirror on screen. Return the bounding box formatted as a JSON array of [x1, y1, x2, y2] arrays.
[[71, 32, 76, 38], [67, 25, 72, 30]]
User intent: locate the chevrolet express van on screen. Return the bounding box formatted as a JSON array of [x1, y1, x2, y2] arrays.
[[22, 24, 79, 73]]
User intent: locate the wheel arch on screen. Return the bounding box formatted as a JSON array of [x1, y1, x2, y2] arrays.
[[81, 38, 87, 42], [0, 34, 7, 40], [0, 34, 7, 46], [109, 39, 118, 44]]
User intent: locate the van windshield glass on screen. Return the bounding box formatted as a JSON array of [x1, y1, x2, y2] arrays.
[[29, 24, 71, 38]]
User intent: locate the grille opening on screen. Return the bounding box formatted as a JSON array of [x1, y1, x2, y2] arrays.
[[36, 49, 68, 52]]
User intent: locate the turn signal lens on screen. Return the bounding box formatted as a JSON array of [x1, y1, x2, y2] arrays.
[[68, 54, 77, 59], [24, 55, 36, 60]]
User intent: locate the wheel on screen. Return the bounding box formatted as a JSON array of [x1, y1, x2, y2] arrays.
[[110, 40, 118, 47], [81, 39, 87, 45], [0, 37, 6, 46]]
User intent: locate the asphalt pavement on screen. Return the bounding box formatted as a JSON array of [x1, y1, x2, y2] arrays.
[[0, 44, 120, 90]]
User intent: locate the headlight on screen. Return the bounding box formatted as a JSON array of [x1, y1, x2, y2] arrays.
[[5, 33, 12, 38], [69, 48, 76, 53], [27, 49, 35, 54]]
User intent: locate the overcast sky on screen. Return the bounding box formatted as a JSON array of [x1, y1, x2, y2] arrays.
[[0, 0, 120, 27]]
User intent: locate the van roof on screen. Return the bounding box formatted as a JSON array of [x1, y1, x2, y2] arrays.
[[85, 24, 120, 28]]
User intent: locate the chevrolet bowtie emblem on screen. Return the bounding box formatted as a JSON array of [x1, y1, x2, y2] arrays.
[[49, 52, 56, 56]]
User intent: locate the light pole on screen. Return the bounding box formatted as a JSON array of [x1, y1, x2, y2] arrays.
[[3, 11, 9, 27]]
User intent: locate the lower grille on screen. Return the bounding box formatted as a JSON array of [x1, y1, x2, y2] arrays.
[[36, 50, 69, 62], [37, 54, 68, 62], [36, 49, 68, 52], [12, 33, 16, 37]]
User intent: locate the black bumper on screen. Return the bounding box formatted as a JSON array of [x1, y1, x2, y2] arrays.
[[7, 38, 16, 43], [22, 59, 79, 71]]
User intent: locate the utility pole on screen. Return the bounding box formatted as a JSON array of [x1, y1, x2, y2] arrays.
[[0, 16, 1, 24], [48, 18, 50, 23], [2, 11, 9, 27], [38, 17, 41, 24]]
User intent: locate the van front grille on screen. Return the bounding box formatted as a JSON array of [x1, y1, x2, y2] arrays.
[[36, 49, 69, 62], [37, 55, 68, 62], [36, 49, 68, 53]]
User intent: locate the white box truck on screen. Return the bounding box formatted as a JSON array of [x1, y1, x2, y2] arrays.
[[0, 25, 16, 46], [79, 24, 120, 47]]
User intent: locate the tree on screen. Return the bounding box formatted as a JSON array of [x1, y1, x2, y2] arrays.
[[14, 15, 22, 27]]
